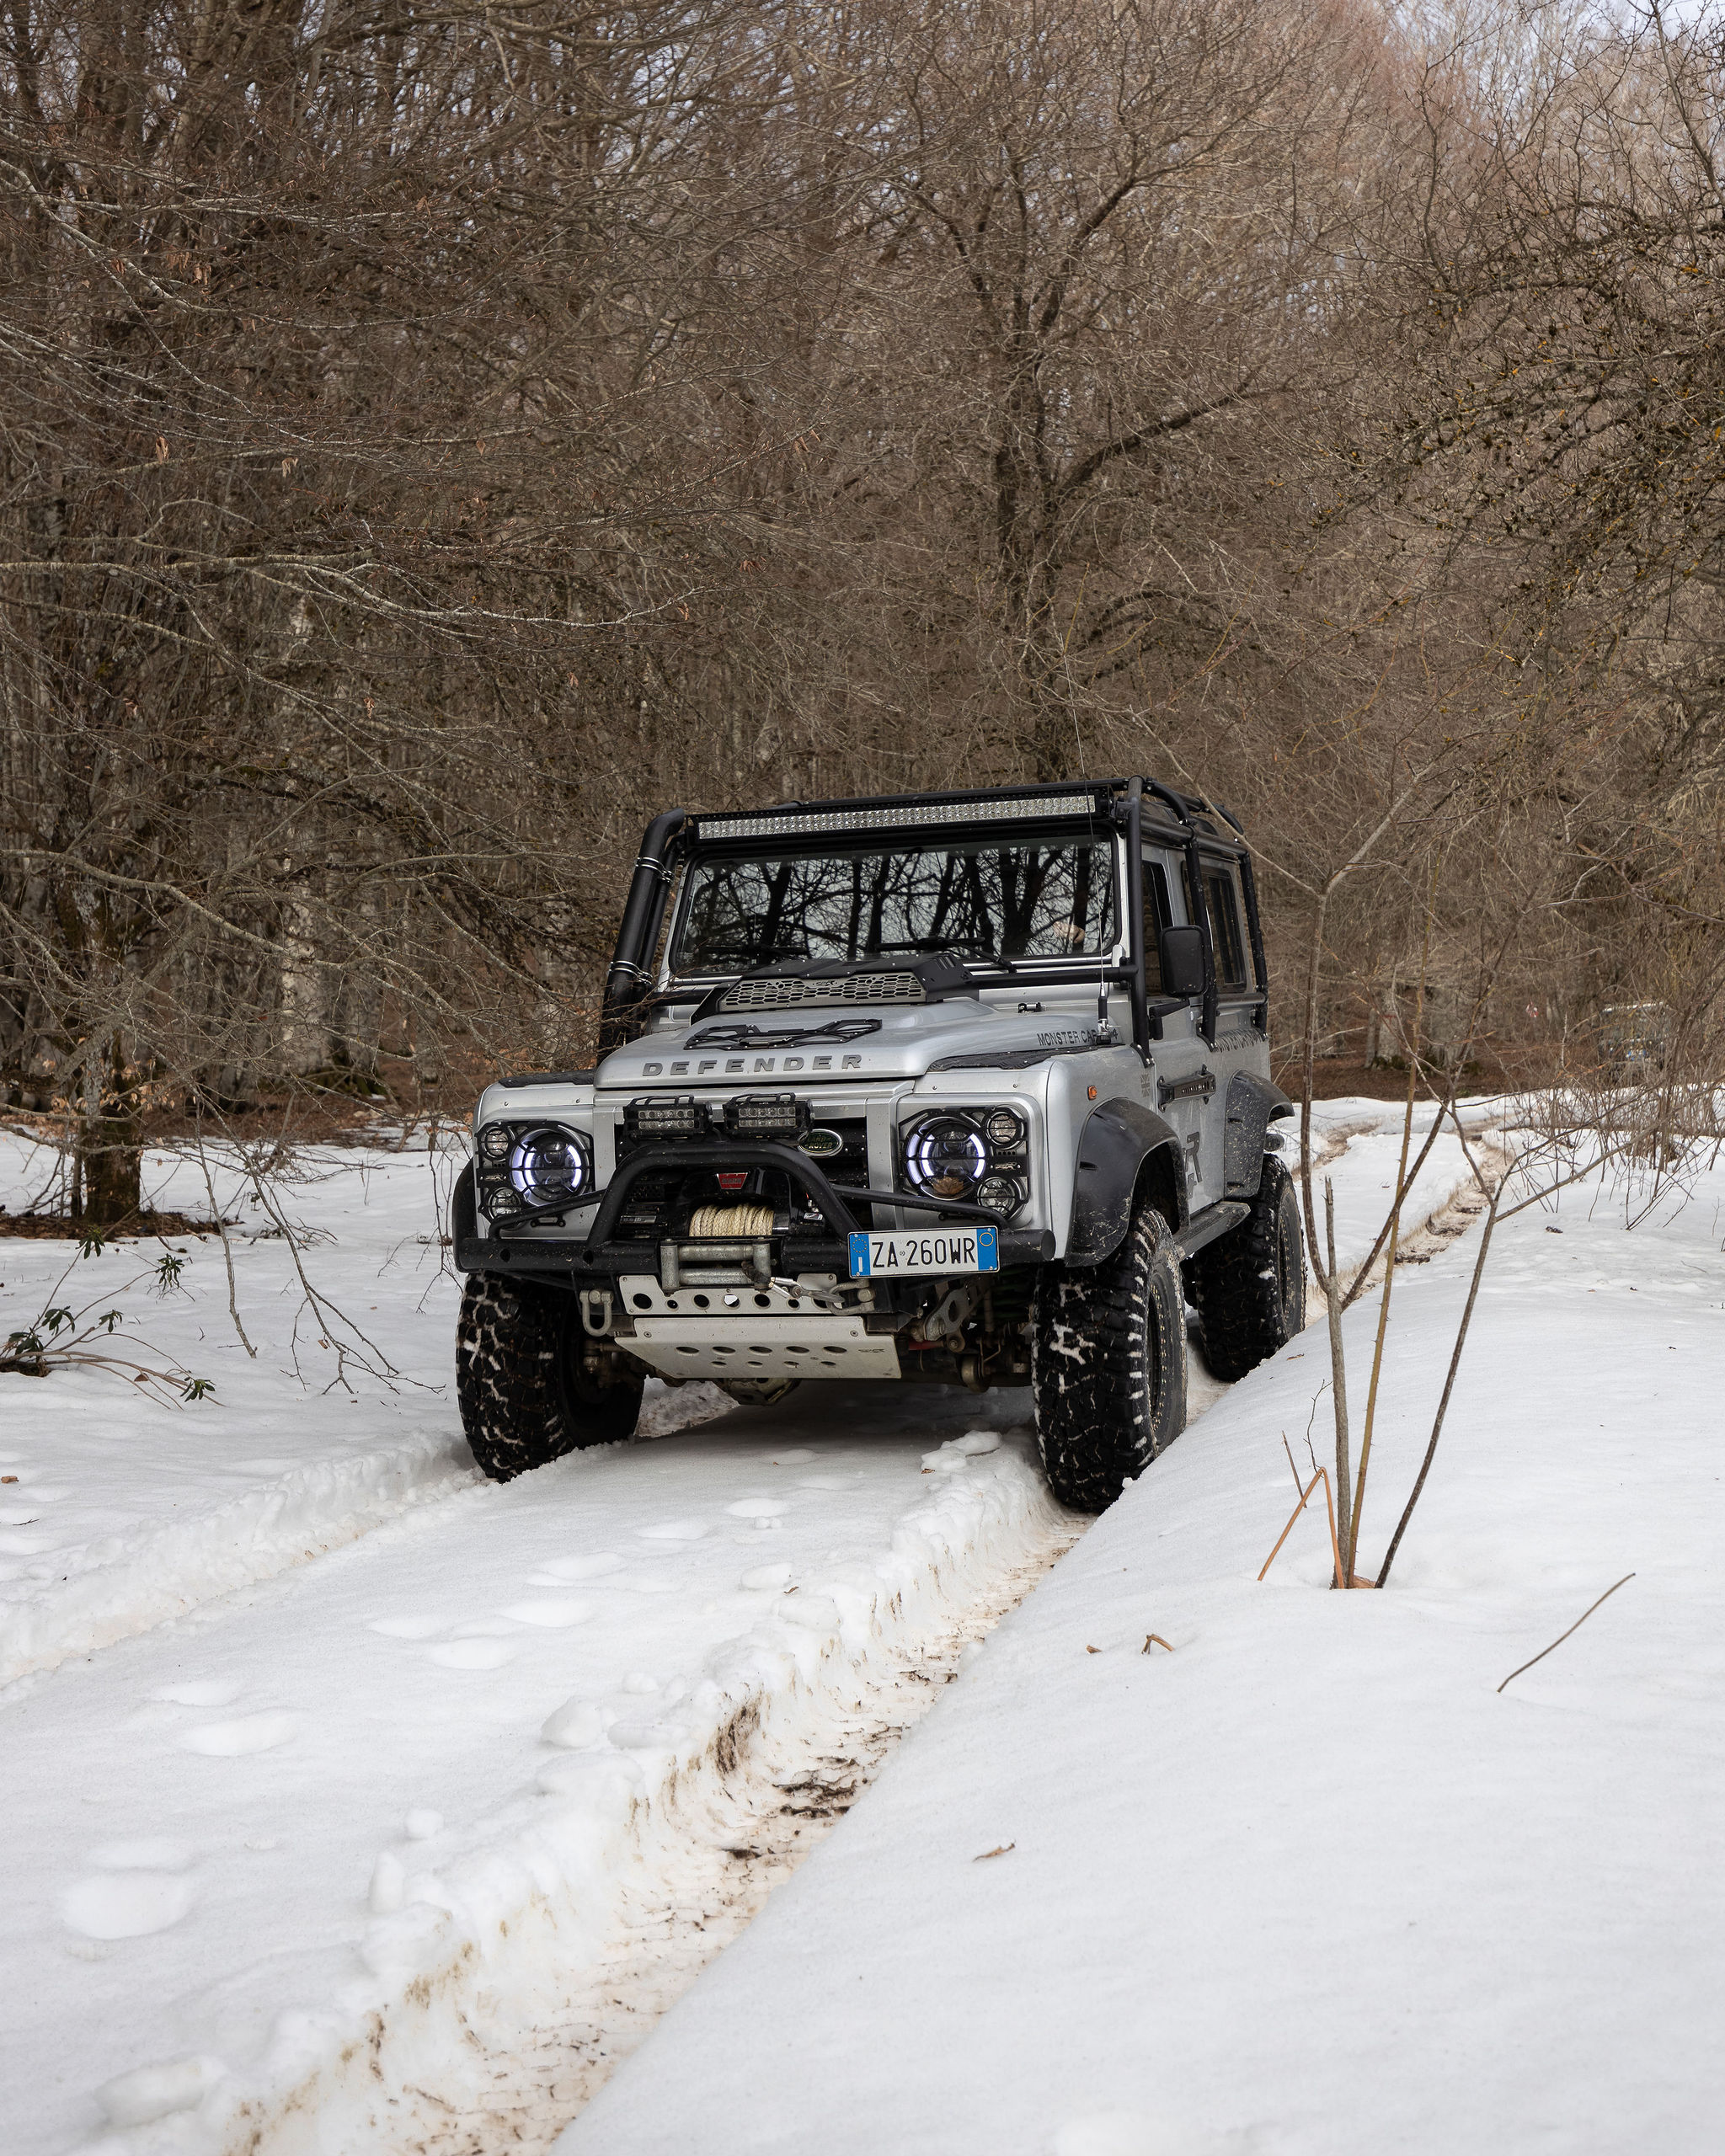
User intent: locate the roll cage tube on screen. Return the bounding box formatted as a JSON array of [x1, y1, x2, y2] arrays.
[[1216, 808, 1270, 1035], [600, 808, 687, 1053], [1119, 778, 1150, 1060]]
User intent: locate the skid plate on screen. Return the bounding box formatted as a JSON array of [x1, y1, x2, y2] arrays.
[[617, 1273, 900, 1382]]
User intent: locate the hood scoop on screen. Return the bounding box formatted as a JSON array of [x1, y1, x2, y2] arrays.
[[698, 953, 977, 1018]]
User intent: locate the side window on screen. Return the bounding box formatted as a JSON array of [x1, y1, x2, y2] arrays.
[[1140, 858, 1173, 990], [1203, 866, 1251, 992]]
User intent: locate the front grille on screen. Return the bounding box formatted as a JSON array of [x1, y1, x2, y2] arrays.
[[608, 1113, 874, 1237], [803, 1117, 869, 1188], [719, 973, 926, 1011]]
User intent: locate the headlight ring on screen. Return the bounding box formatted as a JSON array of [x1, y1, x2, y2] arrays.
[[509, 1124, 591, 1209], [903, 1114, 990, 1200], [901, 1107, 1029, 1212], [476, 1121, 591, 1218]]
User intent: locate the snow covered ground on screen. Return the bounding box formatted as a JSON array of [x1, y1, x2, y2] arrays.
[[0, 1136, 729, 1685], [0, 1106, 1543, 2154], [0, 1133, 1078, 2156], [559, 1126, 1725, 2156]]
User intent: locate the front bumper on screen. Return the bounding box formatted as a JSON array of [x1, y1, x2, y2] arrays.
[[454, 1138, 1055, 1286]]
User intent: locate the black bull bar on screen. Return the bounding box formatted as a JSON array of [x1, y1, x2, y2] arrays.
[[451, 1140, 1055, 1282]]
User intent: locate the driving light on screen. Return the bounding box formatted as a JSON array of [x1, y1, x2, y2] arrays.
[[983, 1108, 1025, 1148], [625, 1096, 707, 1139], [478, 1123, 511, 1162], [484, 1186, 523, 1219], [507, 1125, 590, 1209], [696, 794, 1097, 841], [724, 1093, 809, 1138], [977, 1173, 1024, 1217]]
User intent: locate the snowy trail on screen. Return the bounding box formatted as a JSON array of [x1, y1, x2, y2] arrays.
[[1, 1100, 1511, 2154], [1, 1382, 1071, 2156]]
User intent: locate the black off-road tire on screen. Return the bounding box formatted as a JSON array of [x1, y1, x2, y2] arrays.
[[1186, 1155, 1306, 1382], [456, 1273, 644, 1482], [1031, 1198, 1188, 1514]]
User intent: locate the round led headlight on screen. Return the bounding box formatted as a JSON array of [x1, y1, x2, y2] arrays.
[[508, 1125, 590, 1209], [478, 1122, 512, 1163], [977, 1173, 1024, 1217], [984, 1108, 1024, 1148], [904, 1116, 989, 1200]]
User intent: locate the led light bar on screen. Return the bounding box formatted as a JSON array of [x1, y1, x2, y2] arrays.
[[724, 1093, 809, 1138], [626, 1095, 708, 1139], [695, 795, 1102, 842]]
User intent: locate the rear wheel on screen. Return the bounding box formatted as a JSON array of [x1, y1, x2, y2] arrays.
[[1187, 1155, 1306, 1382], [456, 1273, 644, 1482], [1032, 1196, 1187, 1513]]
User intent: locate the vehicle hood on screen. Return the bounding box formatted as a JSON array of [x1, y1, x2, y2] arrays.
[[597, 1001, 1105, 1088]]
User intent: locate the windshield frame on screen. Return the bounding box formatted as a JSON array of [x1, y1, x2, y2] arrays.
[[656, 819, 1131, 995]]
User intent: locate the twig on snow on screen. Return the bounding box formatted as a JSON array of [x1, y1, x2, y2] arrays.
[[1497, 1575, 1636, 1694], [1258, 1465, 1352, 1589]]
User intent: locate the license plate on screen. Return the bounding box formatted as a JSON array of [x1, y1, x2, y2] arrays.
[[848, 1226, 999, 1278]]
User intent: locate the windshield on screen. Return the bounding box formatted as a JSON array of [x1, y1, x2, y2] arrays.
[[671, 834, 1119, 974]]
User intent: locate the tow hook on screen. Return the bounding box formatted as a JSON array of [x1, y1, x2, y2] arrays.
[[771, 1277, 871, 1313]]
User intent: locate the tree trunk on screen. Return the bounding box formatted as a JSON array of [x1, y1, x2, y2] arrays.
[[75, 1035, 142, 1227], [77, 1115, 142, 1226]]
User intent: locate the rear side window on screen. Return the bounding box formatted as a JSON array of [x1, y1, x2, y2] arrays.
[[1140, 859, 1174, 990], [1203, 867, 1251, 992]]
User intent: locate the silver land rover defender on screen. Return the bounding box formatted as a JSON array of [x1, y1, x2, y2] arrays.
[[451, 780, 1305, 1512]]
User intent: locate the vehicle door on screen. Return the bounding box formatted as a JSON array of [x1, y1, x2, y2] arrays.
[[1140, 847, 1213, 1209], [1193, 852, 1266, 1200]]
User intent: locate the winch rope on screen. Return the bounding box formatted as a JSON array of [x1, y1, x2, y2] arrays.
[[686, 1201, 777, 1240]]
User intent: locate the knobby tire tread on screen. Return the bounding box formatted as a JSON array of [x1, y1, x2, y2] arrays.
[[1187, 1156, 1306, 1382], [1032, 1201, 1187, 1514], [456, 1273, 641, 1482]]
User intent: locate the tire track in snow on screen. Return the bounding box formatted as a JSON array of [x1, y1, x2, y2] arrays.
[[387, 1525, 1074, 2155], [162, 1432, 1078, 2156]]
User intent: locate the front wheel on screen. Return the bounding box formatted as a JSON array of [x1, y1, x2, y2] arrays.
[[1032, 1196, 1187, 1513], [1186, 1155, 1306, 1382], [456, 1273, 644, 1482]]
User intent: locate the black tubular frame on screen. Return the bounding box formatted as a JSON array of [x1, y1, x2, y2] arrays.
[[602, 776, 1252, 1058], [497, 1139, 1010, 1249], [1120, 778, 1150, 1059], [600, 808, 687, 1049], [1235, 845, 1270, 1034]]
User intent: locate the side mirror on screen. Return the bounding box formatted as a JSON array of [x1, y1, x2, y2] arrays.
[[1159, 924, 1206, 999]]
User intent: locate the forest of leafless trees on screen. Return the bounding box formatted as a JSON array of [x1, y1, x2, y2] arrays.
[[3, 0, 1722, 1219]]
